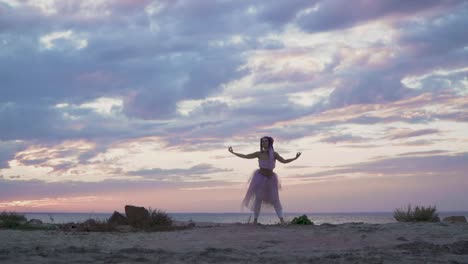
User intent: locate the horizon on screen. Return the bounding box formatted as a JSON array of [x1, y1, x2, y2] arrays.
[[13, 208, 468, 215], [1, 1, 467, 213]]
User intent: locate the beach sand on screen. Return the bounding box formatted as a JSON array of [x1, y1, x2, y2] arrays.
[[1, 222, 468, 263]]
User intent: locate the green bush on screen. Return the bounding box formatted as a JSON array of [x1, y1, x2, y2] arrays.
[[148, 208, 173, 226], [0, 211, 27, 228], [291, 214, 313, 225], [394, 204, 439, 222]]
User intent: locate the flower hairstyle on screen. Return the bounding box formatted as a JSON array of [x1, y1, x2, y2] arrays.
[[260, 136, 274, 152]]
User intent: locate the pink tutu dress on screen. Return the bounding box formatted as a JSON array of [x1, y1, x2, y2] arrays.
[[242, 148, 283, 216]]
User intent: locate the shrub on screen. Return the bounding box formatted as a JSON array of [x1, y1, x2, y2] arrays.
[[291, 214, 313, 225], [148, 208, 173, 227], [59, 219, 118, 232], [0, 211, 27, 228], [82, 218, 118, 232], [394, 204, 439, 222]]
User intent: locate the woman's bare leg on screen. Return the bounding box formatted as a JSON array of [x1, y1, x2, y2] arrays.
[[274, 202, 284, 223], [253, 197, 262, 224]]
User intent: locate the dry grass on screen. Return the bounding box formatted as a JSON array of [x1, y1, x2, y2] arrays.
[[0, 211, 27, 228], [394, 204, 439, 222], [148, 208, 173, 226], [59, 219, 118, 232], [0, 209, 182, 232]]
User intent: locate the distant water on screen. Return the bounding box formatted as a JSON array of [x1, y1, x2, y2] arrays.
[[22, 211, 468, 225]]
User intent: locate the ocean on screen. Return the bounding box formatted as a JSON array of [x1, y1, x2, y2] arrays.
[[22, 211, 468, 225]]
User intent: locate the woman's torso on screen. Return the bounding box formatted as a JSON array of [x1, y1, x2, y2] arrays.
[[258, 152, 275, 176]]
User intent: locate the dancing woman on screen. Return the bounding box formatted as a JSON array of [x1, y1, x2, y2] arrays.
[[228, 136, 301, 224]]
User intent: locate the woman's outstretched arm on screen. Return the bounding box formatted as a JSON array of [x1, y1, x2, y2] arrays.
[[228, 146, 259, 159], [275, 152, 301, 163]]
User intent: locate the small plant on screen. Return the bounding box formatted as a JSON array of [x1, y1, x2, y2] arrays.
[[0, 211, 27, 228], [48, 213, 55, 223], [394, 204, 439, 222], [291, 214, 313, 225], [148, 208, 173, 227]]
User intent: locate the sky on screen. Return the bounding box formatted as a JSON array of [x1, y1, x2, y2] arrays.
[[0, 0, 467, 213]]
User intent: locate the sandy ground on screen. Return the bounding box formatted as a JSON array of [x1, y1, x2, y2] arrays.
[[1, 222, 468, 263]]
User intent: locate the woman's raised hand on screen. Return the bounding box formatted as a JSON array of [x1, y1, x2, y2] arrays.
[[296, 152, 302, 159]]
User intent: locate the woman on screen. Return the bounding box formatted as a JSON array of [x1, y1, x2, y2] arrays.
[[228, 136, 301, 224]]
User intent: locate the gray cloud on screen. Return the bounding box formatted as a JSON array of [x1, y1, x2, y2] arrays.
[[0, 0, 282, 146], [397, 3, 468, 56], [294, 152, 468, 179], [127, 163, 232, 180], [388, 129, 440, 140], [255, 0, 318, 27], [397, 150, 451, 156], [320, 134, 367, 144], [0, 0, 466, 166], [394, 139, 440, 147], [0, 177, 237, 202], [296, 0, 463, 33], [0, 140, 28, 168], [328, 71, 413, 108]]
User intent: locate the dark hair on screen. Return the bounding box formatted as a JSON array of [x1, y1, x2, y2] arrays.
[[260, 136, 274, 152]]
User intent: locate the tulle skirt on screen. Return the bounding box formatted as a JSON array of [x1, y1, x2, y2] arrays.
[[242, 169, 282, 211]]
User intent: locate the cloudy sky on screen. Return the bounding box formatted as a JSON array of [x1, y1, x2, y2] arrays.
[[1, 0, 467, 213]]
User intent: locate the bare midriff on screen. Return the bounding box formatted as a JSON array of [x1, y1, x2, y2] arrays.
[[259, 168, 274, 177]]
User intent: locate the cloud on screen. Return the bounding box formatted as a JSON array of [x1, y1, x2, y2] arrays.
[[296, 0, 463, 33], [393, 139, 441, 147], [1, 0, 285, 147], [387, 129, 440, 140], [320, 134, 367, 144], [127, 163, 233, 180], [397, 150, 450, 157], [0, 176, 238, 202], [397, 3, 468, 56], [0, 195, 100, 209], [0, 140, 27, 168], [1, 0, 465, 150], [327, 70, 413, 108], [255, 0, 318, 27], [1, 1, 254, 110], [294, 152, 468, 179], [273, 92, 467, 132]]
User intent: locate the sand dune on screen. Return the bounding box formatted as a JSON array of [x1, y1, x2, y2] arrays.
[[1, 222, 468, 263]]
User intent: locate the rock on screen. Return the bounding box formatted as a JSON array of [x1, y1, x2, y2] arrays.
[[28, 219, 44, 227], [125, 205, 151, 228], [108, 211, 128, 225], [443, 216, 467, 223], [28, 219, 43, 225]]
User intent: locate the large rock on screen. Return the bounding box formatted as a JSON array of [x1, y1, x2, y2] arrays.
[[443, 216, 467, 223], [125, 205, 151, 228], [108, 211, 128, 225], [28, 219, 43, 227], [28, 219, 43, 225]]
